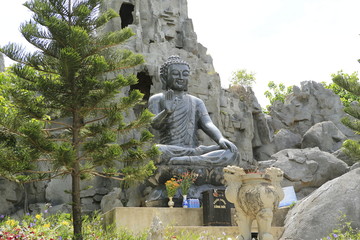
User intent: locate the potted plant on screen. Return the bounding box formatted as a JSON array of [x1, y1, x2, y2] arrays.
[[165, 178, 180, 208], [177, 172, 198, 208]]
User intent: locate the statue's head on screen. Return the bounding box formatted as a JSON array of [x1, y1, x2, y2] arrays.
[[160, 55, 190, 91]]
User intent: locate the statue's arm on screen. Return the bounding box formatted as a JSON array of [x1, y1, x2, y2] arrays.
[[148, 94, 169, 130], [198, 101, 238, 152]]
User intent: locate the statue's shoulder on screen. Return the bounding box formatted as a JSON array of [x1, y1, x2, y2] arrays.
[[148, 93, 164, 103], [187, 94, 203, 103], [187, 94, 206, 107]]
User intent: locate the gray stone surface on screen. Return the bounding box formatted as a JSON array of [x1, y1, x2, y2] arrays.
[[274, 129, 302, 151], [100, 188, 123, 213], [332, 149, 357, 166], [45, 176, 72, 205], [255, 129, 302, 161], [301, 121, 346, 153], [350, 162, 360, 171], [281, 168, 360, 240], [0, 53, 4, 72], [271, 148, 349, 197], [0, 178, 23, 215], [45, 175, 117, 212]]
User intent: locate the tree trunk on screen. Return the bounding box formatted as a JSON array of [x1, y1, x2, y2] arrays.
[[72, 110, 83, 240], [72, 165, 82, 240]]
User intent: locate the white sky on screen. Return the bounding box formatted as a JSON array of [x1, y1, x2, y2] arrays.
[[188, 0, 360, 106], [1, 0, 360, 106]]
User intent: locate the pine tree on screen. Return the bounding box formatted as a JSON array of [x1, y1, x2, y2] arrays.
[[0, 0, 158, 239], [332, 70, 360, 163]]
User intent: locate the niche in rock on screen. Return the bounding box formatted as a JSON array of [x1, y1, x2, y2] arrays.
[[130, 71, 152, 116], [120, 3, 134, 29]]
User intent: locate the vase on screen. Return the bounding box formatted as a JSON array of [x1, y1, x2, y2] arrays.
[[182, 195, 188, 208], [168, 197, 174, 208], [223, 166, 284, 240]]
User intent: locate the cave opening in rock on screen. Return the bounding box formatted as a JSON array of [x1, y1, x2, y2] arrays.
[[130, 71, 153, 116], [120, 3, 134, 29]]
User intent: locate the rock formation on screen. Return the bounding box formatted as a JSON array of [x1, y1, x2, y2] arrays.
[[259, 148, 349, 199], [254, 81, 353, 161], [281, 168, 360, 240]]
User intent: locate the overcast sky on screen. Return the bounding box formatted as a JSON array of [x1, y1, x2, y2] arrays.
[[1, 0, 360, 106], [188, 0, 360, 106]]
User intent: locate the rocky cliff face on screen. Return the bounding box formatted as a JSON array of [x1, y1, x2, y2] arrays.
[[101, 0, 257, 164]]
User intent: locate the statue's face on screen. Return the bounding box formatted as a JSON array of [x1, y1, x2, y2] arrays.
[[166, 64, 190, 91]]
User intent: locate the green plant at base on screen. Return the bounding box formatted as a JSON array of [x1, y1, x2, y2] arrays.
[[0, 211, 148, 239], [321, 214, 360, 240]]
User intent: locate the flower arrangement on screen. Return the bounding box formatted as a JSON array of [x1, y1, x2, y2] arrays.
[[165, 178, 180, 197], [177, 172, 198, 196]]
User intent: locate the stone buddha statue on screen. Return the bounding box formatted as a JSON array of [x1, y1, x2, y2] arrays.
[[148, 55, 239, 167]]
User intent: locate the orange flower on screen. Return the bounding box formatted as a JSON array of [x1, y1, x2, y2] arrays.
[[165, 178, 180, 197]]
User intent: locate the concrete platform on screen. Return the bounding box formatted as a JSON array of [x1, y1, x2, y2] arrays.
[[103, 207, 203, 233], [103, 207, 289, 239]]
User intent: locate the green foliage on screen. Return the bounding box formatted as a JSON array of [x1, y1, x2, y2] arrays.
[[321, 214, 360, 240], [0, 0, 157, 239], [230, 69, 256, 87], [331, 70, 360, 163], [0, 211, 148, 239], [264, 81, 293, 111], [322, 71, 360, 107]]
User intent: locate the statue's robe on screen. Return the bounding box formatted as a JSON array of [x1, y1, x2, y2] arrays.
[[149, 93, 238, 166]]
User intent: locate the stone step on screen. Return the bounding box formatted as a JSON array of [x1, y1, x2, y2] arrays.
[[169, 226, 285, 239]]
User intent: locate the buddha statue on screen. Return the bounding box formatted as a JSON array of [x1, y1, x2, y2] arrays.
[[148, 55, 239, 167]]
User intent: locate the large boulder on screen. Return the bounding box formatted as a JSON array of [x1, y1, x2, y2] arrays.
[[281, 168, 360, 240], [100, 188, 123, 213], [254, 129, 302, 161], [269, 148, 348, 198], [274, 129, 302, 151], [0, 179, 23, 215], [301, 121, 346, 153]]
